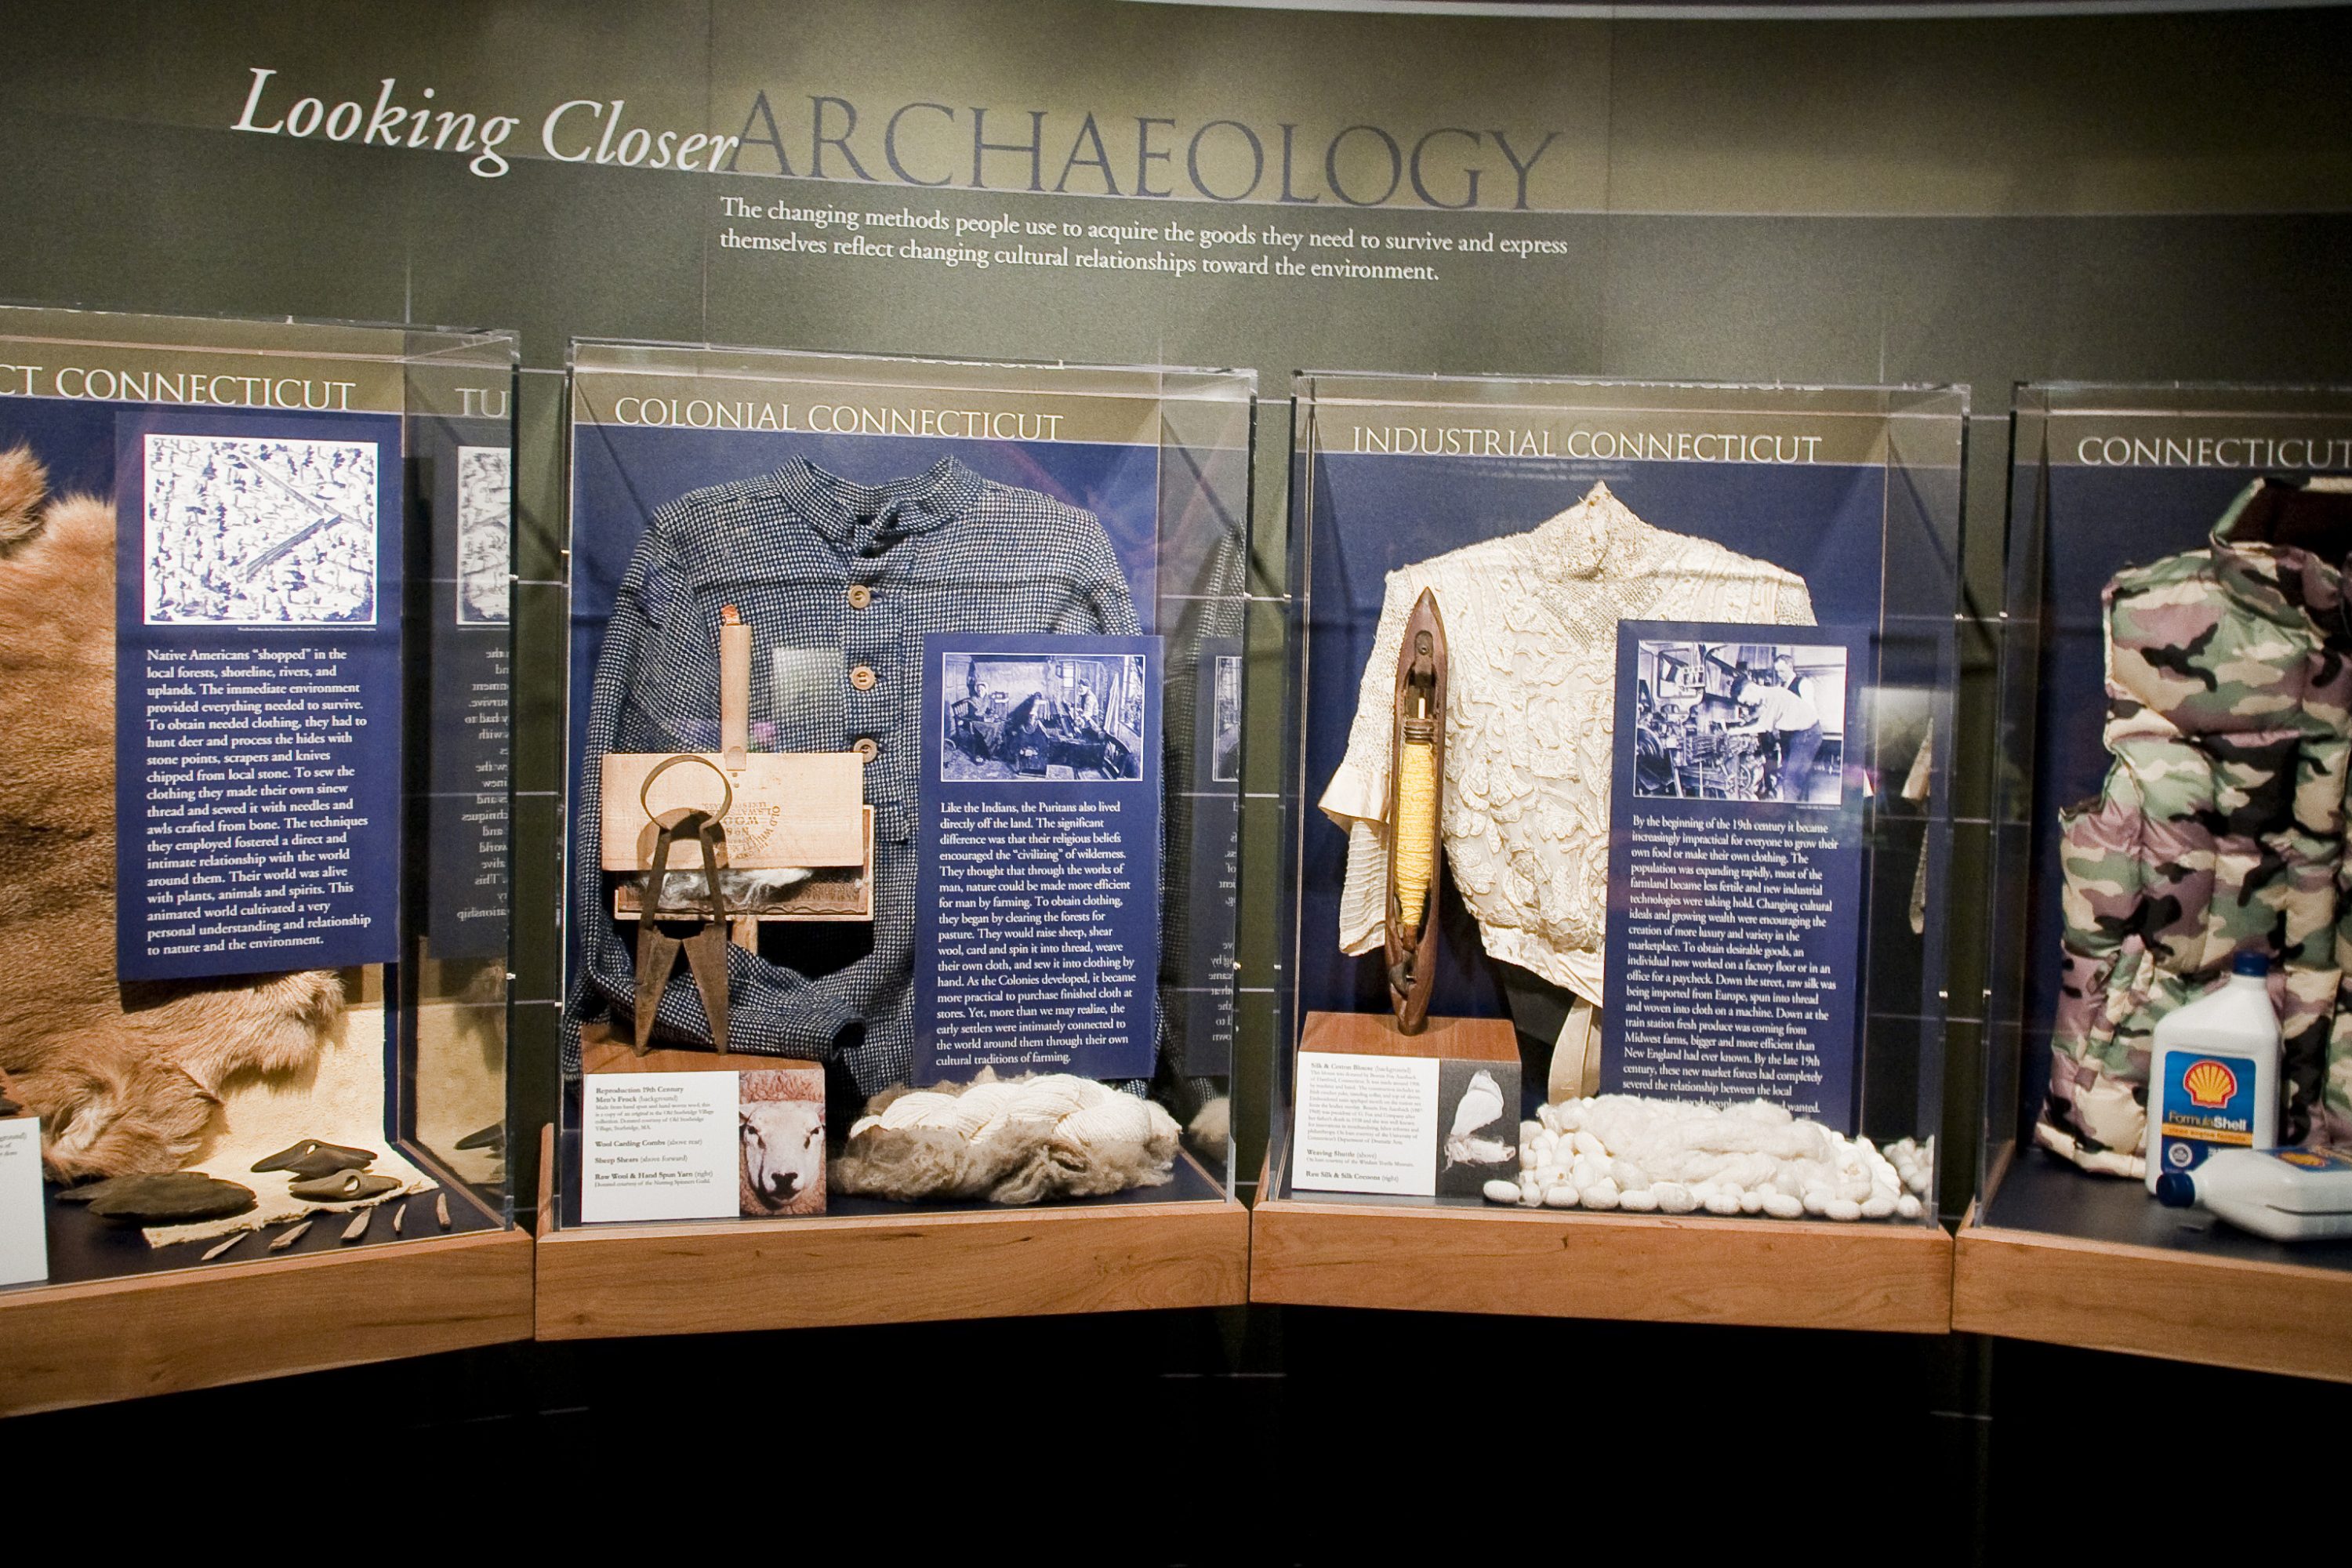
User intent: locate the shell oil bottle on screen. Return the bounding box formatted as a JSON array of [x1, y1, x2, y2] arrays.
[[2156, 1148, 2352, 1242], [2145, 951, 2281, 1195]]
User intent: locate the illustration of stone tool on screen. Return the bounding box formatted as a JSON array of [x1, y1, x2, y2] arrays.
[[1385, 588, 1447, 1034]]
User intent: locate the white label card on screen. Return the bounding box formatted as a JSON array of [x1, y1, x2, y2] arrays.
[[581, 1073, 738, 1224], [1293, 1051, 1439, 1196], [0, 1118, 49, 1287]]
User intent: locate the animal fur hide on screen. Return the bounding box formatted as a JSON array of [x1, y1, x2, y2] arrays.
[[0, 446, 345, 1181], [831, 1070, 1182, 1205]]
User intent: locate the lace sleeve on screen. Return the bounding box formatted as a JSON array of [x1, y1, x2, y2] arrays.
[[1319, 570, 1416, 827], [1319, 570, 1417, 956]]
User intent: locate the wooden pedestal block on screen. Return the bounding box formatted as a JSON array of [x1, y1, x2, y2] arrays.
[[1953, 1203, 2352, 1382], [1251, 1145, 1953, 1334], [1297, 1009, 1519, 1061], [0, 1170, 535, 1417], [535, 1126, 1247, 1339], [580, 1041, 814, 1076]]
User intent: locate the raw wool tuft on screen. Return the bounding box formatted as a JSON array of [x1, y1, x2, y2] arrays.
[[831, 1069, 1182, 1205], [1186, 1094, 1232, 1150], [0, 458, 345, 1181]]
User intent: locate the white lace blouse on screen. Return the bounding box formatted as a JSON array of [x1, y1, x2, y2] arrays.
[[1318, 482, 1816, 1005]]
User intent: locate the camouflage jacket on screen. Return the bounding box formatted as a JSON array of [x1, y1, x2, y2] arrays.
[[2042, 477, 2352, 1174]]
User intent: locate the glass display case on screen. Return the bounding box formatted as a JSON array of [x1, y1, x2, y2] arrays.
[[537, 342, 1252, 1336], [1961, 383, 2352, 1378], [1252, 373, 1965, 1330], [0, 307, 526, 1413]]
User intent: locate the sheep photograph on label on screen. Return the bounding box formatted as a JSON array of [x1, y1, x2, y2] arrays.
[[739, 1065, 826, 1217]]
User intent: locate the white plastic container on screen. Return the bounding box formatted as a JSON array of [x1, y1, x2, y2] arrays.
[[2144, 951, 2280, 1194], [2154, 1146, 2352, 1242]]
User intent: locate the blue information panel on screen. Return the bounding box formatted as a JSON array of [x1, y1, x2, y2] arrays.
[[114, 408, 403, 980], [420, 422, 511, 960], [1601, 619, 1873, 1131], [1178, 636, 1243, 1078], [914, 631, 1163, 1083]]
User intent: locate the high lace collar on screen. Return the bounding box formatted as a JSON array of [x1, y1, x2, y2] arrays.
[[1526, 481, 1657, 582]]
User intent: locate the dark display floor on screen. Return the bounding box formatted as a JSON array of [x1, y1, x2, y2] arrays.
[[1981, 1147, 2352, 1273], [9, 1166, 506, 1294]]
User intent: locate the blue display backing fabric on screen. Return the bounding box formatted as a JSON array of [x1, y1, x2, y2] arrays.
[[564, 426, 1166, 1076], [1181, 635, 1243, 1077], [418, 413, 512, 962], [1297, 452, 1889, 1025], [567, 428, 1161, 826]]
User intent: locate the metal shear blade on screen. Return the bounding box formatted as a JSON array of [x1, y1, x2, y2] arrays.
[[633, 806, 732, 1054]]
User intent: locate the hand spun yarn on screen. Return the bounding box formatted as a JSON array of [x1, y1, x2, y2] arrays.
[[1392, 733, 1439, 938]]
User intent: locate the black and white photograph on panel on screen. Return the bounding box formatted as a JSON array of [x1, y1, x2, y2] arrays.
[[1631, 638, 1847, 806], [454, 445, 510, 626], [939, 649, 1146, 782], [143, 432, 379, 625], [1210, 653, 1242, 784], [1436, 1057, 1520, 1198]]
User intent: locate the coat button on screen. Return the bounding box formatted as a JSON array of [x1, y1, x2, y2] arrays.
[[847, 585, 871, 609], [852, 737, 880, 763], [849, 665, 877, 691]]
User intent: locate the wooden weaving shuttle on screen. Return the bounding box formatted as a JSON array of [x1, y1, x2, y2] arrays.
[[1385, 587, 1448, 1034]]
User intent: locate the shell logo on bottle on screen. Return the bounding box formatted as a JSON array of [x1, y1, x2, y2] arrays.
[[2143, 953, 2278, 1195], [2182, 1058, 2239, 1110]]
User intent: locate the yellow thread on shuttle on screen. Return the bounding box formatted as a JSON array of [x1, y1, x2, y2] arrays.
[[1393, 732, 1437, 938]]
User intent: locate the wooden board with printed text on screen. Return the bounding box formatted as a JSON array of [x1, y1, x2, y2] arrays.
[[599, 751, 865, 871], [580, 1040, 825, 1076], [1298, 1010, 1518, 1062]]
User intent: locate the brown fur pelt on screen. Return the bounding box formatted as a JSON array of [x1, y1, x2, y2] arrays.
[[0, 446, 345, 1181], [830, 1070, 1182, 1205]]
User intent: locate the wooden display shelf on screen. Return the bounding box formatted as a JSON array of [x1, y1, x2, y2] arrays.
[[1250, 1147, 1953, 1334], [1, 1156, 536, 1417], [1953, 1200, 2352, 1382], [533, 1126, 1247, 1339]]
